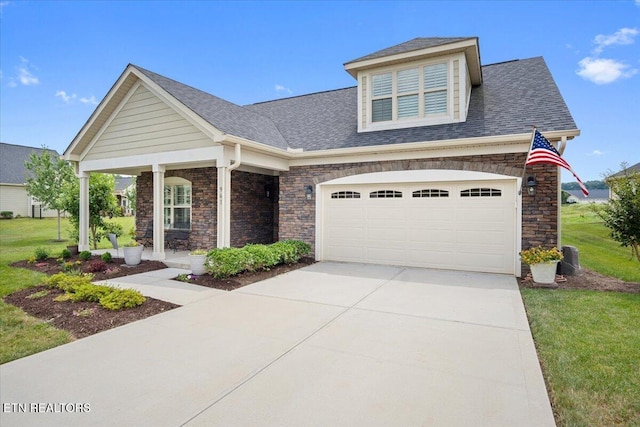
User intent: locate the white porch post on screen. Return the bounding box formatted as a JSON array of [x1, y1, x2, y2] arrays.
[[152, 164, 166, 260], [216, 166, 229, 248], [78, 172, 90, 251]]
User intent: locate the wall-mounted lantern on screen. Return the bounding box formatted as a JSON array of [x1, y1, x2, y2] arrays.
[[526, 175, 537, 196], [305, 185, 313, 201]]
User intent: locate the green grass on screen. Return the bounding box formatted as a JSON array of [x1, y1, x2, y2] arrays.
[[561, 204, 640, 283], [520, 204, 640, 426], [522, 289, 640, 426], [0, 216, 134, 364]]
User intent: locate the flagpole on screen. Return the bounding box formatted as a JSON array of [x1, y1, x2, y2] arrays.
[[519, 126, 537, 195]]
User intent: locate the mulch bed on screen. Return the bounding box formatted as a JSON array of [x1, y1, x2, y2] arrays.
[[174, 257, 316, 291], [519, 268, 640, 293], [10, 255, 167, 281], [6, 254, 176, 339]]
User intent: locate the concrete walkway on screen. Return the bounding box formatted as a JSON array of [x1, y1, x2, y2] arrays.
[[0, 263, 554, 427]]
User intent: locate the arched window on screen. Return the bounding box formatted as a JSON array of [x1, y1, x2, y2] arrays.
[[164, 177, 191, 229]]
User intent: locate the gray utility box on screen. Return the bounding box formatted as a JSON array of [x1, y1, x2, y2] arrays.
[[560, 245, 580, 276]]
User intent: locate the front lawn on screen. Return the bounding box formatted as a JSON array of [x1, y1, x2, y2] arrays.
[[520, 203, 640, 426]]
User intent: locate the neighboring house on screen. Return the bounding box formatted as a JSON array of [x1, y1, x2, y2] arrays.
[[114, 176, 134, 216], [0, 142, 61, 218], [606, 161, 640, 199], [63, 37, 579, 276], [565, 189, 609, 204]]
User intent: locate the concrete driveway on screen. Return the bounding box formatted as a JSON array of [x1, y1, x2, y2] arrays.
[[0, 262, 554, 426]]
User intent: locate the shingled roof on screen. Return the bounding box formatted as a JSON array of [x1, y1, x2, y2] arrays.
[[345, 37, 476, 64], [122, 53, 576, 153], [246, 57, 577, 151], [0, 143, 59, 185], [134, 66, 289, 150]]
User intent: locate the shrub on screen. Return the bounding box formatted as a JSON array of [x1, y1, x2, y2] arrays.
[[99, 289, 145, 310], [101, 252, 113, 263], [244, 244, 280, 271], [519, 246, 563, 265], [79, 250, 92, 261], [43, 272, 94, 291], [1, 211, 13, 219], [271, 240, 311, 264], [87, 260, 107, 273], [61, 248, 72, 259], [34, 247, 50, 261], [206, 247, 252, 278], [68, 283, 113, 303]]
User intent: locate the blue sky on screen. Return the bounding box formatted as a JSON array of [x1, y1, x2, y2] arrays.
[[1, 0, 638, 182]]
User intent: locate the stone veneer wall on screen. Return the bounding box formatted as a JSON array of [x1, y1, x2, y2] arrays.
[[136, 168, 276, 250], [278, 154, 559, 259], [230, 171, 277, 247]]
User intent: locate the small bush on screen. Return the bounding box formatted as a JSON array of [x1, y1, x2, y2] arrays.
[[60, 248, 72, 259], [1, 211, 13, 219], [34, 247, 50, 261], [79, 251, 92, 261], [68, 283, 113, 303], [271, 240, 311, 264], [27, 290, 50, 299], [99, 289, 146, 310], [206, 247, 252, 278], [245, 244, 280, 271], [43, 272, 94, 291], [87, 260, 107, 273], [101, 252, 113, 263]]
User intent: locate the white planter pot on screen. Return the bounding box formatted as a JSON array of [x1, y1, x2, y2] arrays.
[[529, 261, 559, 284], [189, 254, 207, 275], [123, 245, 143, 266]]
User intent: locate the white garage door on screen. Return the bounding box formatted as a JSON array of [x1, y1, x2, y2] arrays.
[[321, 180, 516, 274]]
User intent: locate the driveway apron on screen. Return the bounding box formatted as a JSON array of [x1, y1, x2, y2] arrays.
[[0, 262, 554, 427]]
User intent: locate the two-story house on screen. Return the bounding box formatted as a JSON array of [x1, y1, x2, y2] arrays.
[[63, 37, 579, 276]]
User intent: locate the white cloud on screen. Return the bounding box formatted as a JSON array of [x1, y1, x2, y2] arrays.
[[14, 57, 39, 86], [79, 96, 98, 105], [275, 84, 292, 95], [55, 90, 77, 103], [591, 150, 604, 156], [593, 27, 638, 54], [576, 57, 638, 84]]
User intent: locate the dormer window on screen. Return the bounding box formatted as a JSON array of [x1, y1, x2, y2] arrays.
[[371, 63, 448, 123]]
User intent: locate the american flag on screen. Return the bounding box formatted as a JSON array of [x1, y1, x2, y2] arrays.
[[526, 130, 589, 196]]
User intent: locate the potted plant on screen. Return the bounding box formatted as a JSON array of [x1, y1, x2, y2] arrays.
[[189, 249, 208, 275], [520, 246, 563, 284], [123, 240, 143, 266]]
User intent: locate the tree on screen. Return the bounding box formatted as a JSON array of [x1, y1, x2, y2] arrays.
[[63, 173, 120, 249], [123, 176, 137, 214], [595, 164, 640, 262], [24, 147, 76, 241]]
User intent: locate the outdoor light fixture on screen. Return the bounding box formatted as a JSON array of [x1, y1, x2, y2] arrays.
[[305, 185, 313, 201], [526, 175, 537, 196], [264, 184, 272, 199]]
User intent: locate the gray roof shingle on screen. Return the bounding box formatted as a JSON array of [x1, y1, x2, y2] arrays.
[[345, 37, 476, 64], [246, 57, 577, 151], [0, 143, 60, 185], [134, 66, 289, 150]]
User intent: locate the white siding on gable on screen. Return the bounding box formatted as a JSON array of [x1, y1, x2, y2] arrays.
[[0, 185, 29, 217], [84, 85, 213, 161]]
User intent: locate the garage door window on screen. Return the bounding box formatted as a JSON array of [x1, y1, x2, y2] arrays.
[[460, 188, 502, 197], [412, 189, 449, 198], [331, 191, 361, 199], [370, 190, 403, 198]]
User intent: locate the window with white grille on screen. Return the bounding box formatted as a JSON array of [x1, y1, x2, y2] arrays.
[[331, 191, 361, 199], [412, 189, 449, 198], [460, 188, 502, 197], [369, 190, 403, 198]]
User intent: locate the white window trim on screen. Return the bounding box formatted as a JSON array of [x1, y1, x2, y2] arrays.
[[164, 176, 192, 230], [358, 53, 467, 133]]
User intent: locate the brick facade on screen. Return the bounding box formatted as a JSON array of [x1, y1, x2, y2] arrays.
[[136, 168, 276, 251], [278, 154, 559, 258]]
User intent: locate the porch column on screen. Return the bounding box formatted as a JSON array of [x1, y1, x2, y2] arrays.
[[78, 172, 90, 251], [152, 164, 166, 260], [216, 166, 230, 248]]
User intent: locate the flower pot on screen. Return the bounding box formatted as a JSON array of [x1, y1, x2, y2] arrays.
[[123, 245, 143, 266], [67, 245, 79, 256], [189, 254, 207, 276], [529, 261, 559, 284]]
